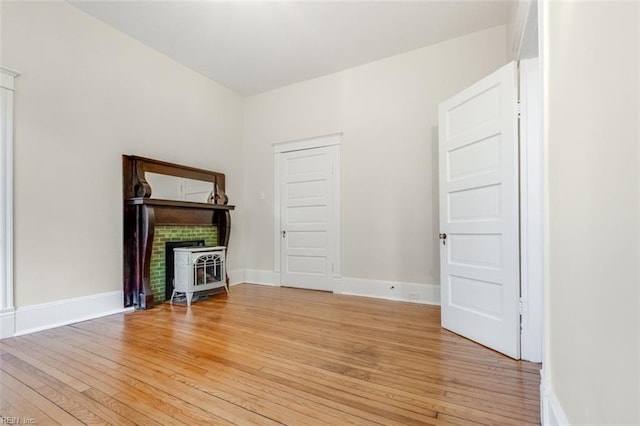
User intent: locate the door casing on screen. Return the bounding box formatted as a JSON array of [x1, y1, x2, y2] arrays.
[[519, 57, 543, 363], [273, 133, 342, 288], [516, 0, 543, 364]]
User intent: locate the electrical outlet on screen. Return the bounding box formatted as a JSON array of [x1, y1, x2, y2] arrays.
[[409, 292, 420, 300]]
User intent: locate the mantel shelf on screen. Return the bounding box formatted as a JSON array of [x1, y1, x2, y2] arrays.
[[126, 198, 235, 211]]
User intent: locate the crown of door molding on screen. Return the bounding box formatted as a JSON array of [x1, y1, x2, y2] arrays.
[[272, 133, 342, 153]]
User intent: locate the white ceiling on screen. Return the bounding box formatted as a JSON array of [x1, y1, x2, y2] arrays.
[[69, 1, 512, 95]]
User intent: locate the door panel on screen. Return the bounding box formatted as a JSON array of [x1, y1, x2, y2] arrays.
[[439, 62, 520, 359], [448, 234, 502, 268], [280, 147, 334, 291], [447, 135, 501, 180], [448, 184, 502, 221], [287, 231, 327, 249], [447, 84, 501, 137]]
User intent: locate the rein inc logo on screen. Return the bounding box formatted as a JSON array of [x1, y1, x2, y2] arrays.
[[0, 418, 35, 425]]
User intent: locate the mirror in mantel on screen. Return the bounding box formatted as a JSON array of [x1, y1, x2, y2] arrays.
[[145, 172, 214, 203]]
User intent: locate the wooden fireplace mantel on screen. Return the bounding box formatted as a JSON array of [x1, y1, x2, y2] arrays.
[[123, 155, 235, 310]]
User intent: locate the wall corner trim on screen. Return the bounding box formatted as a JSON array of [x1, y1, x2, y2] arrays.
[[541, 372, 570, 425], [13, 291, 133, 337]]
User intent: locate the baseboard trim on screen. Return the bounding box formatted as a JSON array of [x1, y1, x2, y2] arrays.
[[14, 291, 133, 337], [337, 277, 440, 305], [240, 269, 440, 305], [6, 272, 439, 338], [228, 269, 245, 286], [541, 371, 570, 425], [0, 308, 15, 339], [244, 269, 281, 286]]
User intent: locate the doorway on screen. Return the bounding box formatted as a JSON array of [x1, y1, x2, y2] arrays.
[[438, 1, 543, 361], [274, 134, 342, 291], [438, 61, 521, 359]]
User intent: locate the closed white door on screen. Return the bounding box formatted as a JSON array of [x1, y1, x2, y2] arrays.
[[279, 146, 335, 291], [438, 62, 520, 359]]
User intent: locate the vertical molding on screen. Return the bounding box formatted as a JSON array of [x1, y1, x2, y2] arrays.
[[0, 67, 19, 339], [331, 144, 342, 278], [519, 57, 543, 363], [539, 0, 553, 414], [273, 153, 281, 273], [514, 0, 543, 364]]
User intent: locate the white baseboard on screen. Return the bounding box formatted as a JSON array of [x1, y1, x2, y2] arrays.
[[14, 291, 133, 337], [244, 269, 281, 286], [228, 269, 245, 286], [240, 269, 440, 305], [541, 372, 570, 425], [0, 308, 15, 339], [5, 271, 438, 339], [337, 276, 440, 305]]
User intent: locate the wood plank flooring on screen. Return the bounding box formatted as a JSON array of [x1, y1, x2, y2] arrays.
[[0, 284, 541, 425]]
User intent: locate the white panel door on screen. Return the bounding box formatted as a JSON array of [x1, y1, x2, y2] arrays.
[[438, 62, 520, 359], [280, 146, 334, 291]]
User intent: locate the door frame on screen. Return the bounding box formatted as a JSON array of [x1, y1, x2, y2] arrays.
[[519, 57, 543, 363], [273, 133, 342, 287], [0, 67, 19, 339], [514, 0, 543, 363]]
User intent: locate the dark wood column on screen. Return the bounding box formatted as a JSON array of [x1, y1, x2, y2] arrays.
[[213, 209, 233, 286], [138, 204, 155, 309]]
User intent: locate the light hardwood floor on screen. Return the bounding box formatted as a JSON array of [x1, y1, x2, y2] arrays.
[[0, 284, 540, 425]]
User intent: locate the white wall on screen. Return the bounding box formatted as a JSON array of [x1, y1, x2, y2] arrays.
[[243, 26, 507, 289], [506, 0, 532, 59], [545, 1, 640, 423], [1, 1, 244, 307]]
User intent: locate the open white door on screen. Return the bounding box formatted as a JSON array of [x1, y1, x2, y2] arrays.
[[438, 62, 520, 359], [279, 146, 335, 291]]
